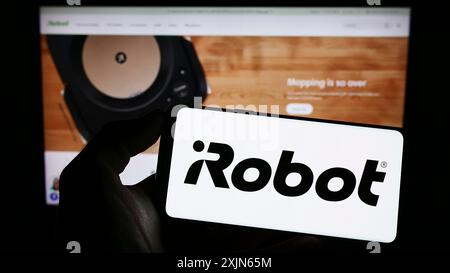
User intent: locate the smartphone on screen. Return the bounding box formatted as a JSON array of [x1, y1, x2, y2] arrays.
[[157, 107, 404, 243]]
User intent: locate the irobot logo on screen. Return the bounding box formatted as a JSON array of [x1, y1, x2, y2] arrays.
[[184, 140, 386, 206]]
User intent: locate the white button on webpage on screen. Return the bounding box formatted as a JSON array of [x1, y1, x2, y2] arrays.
[[286, 103, 313, 115]]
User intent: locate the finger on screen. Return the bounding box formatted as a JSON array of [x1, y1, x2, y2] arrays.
[[81, 110, 165, 174]]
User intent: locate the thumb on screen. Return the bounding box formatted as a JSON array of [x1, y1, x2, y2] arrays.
[[80, 110, 165, 174]]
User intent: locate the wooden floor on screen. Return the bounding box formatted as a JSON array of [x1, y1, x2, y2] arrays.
[[41, 36, 408, 152]]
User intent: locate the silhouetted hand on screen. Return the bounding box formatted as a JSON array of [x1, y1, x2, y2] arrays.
[[58, 110, 320, 253]]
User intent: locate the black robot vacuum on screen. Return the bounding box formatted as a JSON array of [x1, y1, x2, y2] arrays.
[[46, 35, 208, 141]]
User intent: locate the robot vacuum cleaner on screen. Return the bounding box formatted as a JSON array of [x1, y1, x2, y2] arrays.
[[46, 35, 208, 141]]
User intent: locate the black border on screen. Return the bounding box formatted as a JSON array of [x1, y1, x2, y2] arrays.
[[10, 0, 450, 253], [36, 0, 412, 7]]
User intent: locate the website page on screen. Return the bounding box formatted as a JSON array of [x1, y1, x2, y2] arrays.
[[40, 7, 410, 204]]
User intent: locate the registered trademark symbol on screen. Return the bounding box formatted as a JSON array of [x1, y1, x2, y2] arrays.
[[380, 161, 388, 168]]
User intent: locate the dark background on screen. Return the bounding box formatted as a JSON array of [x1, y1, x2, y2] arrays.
[[2, 0, 448, 252]]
